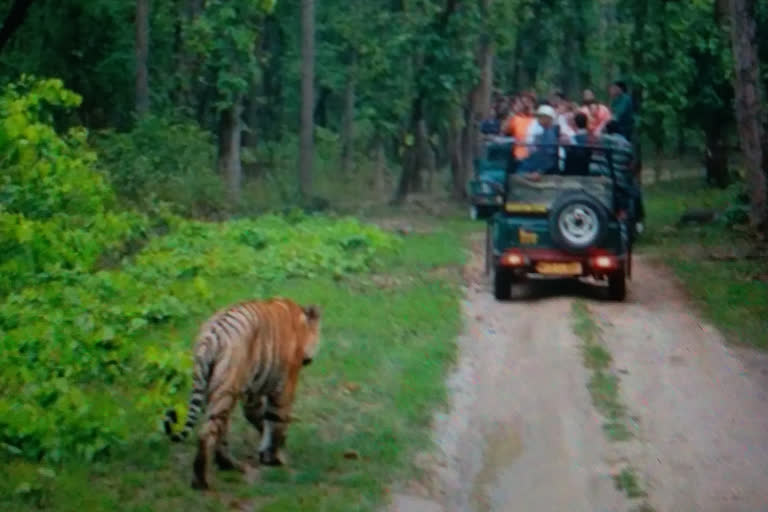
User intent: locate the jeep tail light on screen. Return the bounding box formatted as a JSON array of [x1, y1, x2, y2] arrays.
[[501, 252, 526, 266], [591, 255, 617, 270]]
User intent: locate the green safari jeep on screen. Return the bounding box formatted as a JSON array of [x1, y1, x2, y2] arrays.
[[467, 136, 513, 220], [489, 143, 633, 301]]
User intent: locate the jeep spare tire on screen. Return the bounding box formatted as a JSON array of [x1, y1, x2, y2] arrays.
[[549, 191, 608, 252]]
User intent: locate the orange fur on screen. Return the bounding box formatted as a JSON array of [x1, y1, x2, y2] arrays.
[[163, 297, 321, 490]]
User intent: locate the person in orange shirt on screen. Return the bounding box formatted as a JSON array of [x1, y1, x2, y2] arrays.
[[580, 89, 612, 137], [503, 93, 536, 160]]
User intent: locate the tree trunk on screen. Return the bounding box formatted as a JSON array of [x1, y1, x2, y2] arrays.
[[629, 0, 648, 183], [313, 86, 330, 128], [340, 55, 357, 175], [260, 14, 283, 142], [705, 124, 730, 188], [727, 0, 767, 232], [450, 113, 465, 199], [299, 0, 315, 200], [418, 119, 437, 192], [394, 0, 459, 203], [406, 118, 435, 193], [242, 84, 261, 179], [173, 0, 203, 111], [464, 0, 494, 199], [218, 99, 244, 204], [0, 0, 35, 52], [394, 100, 424, 203], [375, 139, 387, 195], [135, 0, 150, 117], [459, 104, 474, 197]]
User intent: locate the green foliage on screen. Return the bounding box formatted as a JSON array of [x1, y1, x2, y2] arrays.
[[0, 210, 154, 295], [0, 224, 465, 511], [613, 0, 734, 150], [92, 115, 227, 216], [0, 78, 401, 465], [0, 76, 113, 218], [0, 213, 399, 463], [0, 78, 157, 295], [187, 0, 275, 110], [641, 178, 768, 350]]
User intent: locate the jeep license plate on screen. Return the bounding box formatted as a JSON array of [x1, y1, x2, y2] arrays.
[[535, 262, 582, 276]]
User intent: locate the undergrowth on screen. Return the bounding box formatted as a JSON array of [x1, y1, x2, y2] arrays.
[[640, 178, 767, 349]]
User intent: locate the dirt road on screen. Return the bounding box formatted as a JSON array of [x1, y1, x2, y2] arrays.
[[388, 236, 768, 512]]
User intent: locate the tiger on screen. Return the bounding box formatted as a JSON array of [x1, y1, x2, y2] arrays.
[[162, 297, 321, 490]]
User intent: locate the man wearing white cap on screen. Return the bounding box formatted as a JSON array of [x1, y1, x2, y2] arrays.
[[518, 104, 560, 179]]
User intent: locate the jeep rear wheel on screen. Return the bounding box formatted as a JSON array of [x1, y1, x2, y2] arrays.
[[484, 223, 493, 275], [493, 265, 513, 301], [608, 269, 627, 301]]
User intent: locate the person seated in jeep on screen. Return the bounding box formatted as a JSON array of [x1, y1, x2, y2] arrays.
[[567, 112, 594, 145], [594, 121, 645, 234], [516, 104, 559, 180]]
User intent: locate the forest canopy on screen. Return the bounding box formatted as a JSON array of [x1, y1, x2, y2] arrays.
[[0, 0, 766, 225]]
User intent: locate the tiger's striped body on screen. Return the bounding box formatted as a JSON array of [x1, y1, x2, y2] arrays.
[[163, 297, 321, 490]]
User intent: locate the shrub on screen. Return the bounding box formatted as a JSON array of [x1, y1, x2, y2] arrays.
[[0, 213, 399, 462], [0, 76, 114, 218], [92, 115, 228, 217]]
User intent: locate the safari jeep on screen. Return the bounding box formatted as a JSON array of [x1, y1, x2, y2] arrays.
[[489, 143, 633, 301], [467, 136, 513, 220]]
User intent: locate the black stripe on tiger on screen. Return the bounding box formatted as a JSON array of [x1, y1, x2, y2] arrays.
[[163, 353, 211, 442]]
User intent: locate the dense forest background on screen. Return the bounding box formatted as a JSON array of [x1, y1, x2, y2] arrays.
[[1, 0, 767, 227]]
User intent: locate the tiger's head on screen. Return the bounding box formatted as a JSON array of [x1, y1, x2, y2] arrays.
[[300, 304, 321, 366]]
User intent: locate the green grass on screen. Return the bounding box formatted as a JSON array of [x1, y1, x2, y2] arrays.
[[640, 178, 768, 349], [613, 467, 648, 499], [0, 221, 470, 511], [571, 302, 633, 442]]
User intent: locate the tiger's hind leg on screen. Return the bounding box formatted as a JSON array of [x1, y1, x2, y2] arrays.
[[192, 391, 240, 490], [242, 391, 266, 436], [259, 372, 298, 466], [214, 436, 242, 471]]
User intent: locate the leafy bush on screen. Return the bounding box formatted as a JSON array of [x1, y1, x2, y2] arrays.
[[92, 115, 228, 217], [0, 77, 399, 464], [0, 77, 166, 295], [0, 213, 399, 463], [0, 210, 156, 295], [0, 76, 114, 218]]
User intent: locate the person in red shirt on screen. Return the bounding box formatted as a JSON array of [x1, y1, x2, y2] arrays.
[[580, 89, 612, 137]]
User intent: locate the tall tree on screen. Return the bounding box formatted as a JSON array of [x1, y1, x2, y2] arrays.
[[135, 0, 150, 116], [299, 0, 315, 199], [0, 0, 36, 52], [727, 0, 767, 232], [340, 52, 356, 175]]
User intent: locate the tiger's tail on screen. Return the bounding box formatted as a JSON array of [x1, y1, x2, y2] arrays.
[[163, 350, 212, 443]]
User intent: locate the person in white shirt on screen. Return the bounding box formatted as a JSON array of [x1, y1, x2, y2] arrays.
[[551, 91, 575, 140]]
